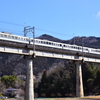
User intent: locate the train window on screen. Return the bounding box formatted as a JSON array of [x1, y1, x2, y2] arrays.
[[49, 42, 51, 44], [31, 39, 33, 42], [60, 44, 62, 46], [21, 38, 24, 40], [38, 41, 40, 43], [23, 38, 26, 41], [18, 37, 21, 40], [91, 50, 96, 52], [86, 49, 88, 50], [73, 46, 75, 48], [75, 47, 77, 49], [84, 49, 86, 51], [7, 35, 10, 38], [65, 45, 67, 47], [1, 34, 3, 37], [11, 36, 14, 39], [36, 40, 38, 43], [23, 38, 25, 40], [4, 35, 7, 38], [43, 41, 45, 43], [45, 41, 48, 44], [38, 41, 41, 43], [15, 37, 18, 39], [57, 44, 59, 46], [52, 43, 54, 45], [41, 41, 43, 43], [96, 50, 100, 52], [26, 38, 29, 41], [78, 47, 81, 49], [55, 43, 57, 46]]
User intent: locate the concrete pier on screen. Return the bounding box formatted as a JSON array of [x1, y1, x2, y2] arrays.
[[25, 58, 34, 100], [76, 61, 84, 97]]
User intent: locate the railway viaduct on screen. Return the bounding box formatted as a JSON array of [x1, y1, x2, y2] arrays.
[[0, 34, 100, 100]]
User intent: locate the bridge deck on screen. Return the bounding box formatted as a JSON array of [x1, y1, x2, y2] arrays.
[[0, 40, 100, 63]]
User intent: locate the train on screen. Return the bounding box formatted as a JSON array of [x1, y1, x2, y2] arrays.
[[0, 32, 100, 55]]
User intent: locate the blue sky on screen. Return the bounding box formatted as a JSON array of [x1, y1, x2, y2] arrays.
[[0, 0, 100, 40]]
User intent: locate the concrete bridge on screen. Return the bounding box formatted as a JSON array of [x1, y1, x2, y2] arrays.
[[0, 32, 100, 100]]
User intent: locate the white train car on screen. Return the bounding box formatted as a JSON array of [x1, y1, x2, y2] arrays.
[[0, 32, 100, 55], [0, 32, 29, 44]]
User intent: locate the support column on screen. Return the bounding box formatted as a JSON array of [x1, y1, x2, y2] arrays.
[[25, 57, 34, 100], [76, 61, 84, 97]]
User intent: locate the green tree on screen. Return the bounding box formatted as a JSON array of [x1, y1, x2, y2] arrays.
[[82, 62, 99, 94], [1, 75, 17, 88], [36, 60, 76, 97]]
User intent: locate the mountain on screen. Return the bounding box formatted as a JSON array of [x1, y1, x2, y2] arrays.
[[38, 34, 63, 42], [0, 34, 100, 76], [67, 36, 100, 48], [39, 34, 100, 48]]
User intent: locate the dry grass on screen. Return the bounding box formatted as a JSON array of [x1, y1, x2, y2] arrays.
[[34, 95, 100, 100]]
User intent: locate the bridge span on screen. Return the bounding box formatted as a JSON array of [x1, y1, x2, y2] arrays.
[[0, 32, 100, 100], [0, 38, 100, 63]]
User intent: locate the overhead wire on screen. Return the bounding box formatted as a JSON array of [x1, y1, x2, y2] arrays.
[[0, 20, 25, 27], [35, 27, 73, 37], [0, 28, 23, 33], [0, 20, 100, 48], [0, 20, 73, 38], [0, 28, 24, 36]]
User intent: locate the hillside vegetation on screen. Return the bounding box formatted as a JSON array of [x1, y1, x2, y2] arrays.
[[0, 34, 100, 97]]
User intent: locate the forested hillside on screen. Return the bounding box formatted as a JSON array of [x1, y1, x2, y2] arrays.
[[0, 34, 100, 97]]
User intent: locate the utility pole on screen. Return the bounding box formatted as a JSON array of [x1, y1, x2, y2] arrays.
[[82, 37, 84, 62], [24, 26, 35, 54], [24, 26, 35, 38], [24, 26, 35, 100], [73, 33, 75, 45]]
